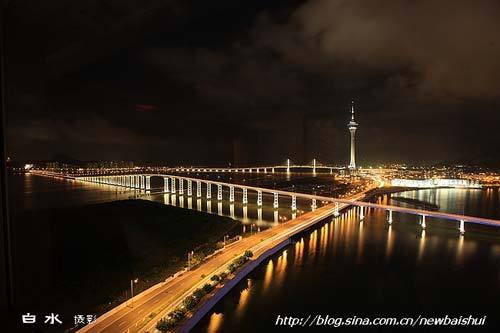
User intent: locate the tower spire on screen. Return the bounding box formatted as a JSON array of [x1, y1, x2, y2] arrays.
[[347, 99, 358, 170]]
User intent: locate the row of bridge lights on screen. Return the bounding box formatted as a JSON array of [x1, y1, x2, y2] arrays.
[[164, 177, 302, 211], [333, 204, 466, 235], [172, 159, 333, 175], [80, 174, 467, 235], [80, 175, 308, 211]]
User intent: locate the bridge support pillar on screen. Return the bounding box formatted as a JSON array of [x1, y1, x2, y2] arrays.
[[207, 183, 211, 199], [146, 176, 151, 191], [164, 177, 170, 193], [243, 188, 248, 205], [286, 158, 290, 173], [229, 186, 235, 202], [291, 195, 297, 211], [459, 220, 465, 234], [272, 167, 275, 173], [187, 180, 192, 196], [360, 206, 365, 220], [230, 203, 235, 219], [313, 158, 316, 174], [217, 184, 222, 201], [388, 210, 393, 224], [179, 178, 184, 195], [171, 177, 176, 193], [273, 193, 279, 209], [311, 198, 317, 210], [264, 168, 267, 173], [257, 190, 262, 206], [330, 168, 333, 174], [333, 202, 339, 217], [243, 205, 248, 220], [196, 181, 201, 197], [420, 215, 426, 229]]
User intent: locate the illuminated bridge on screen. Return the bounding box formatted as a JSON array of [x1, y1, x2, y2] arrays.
[[67, 172, 500, 234], [167, 158, 340, 174]]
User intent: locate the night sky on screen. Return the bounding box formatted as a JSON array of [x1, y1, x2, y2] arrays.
[[5, 0, 500, 166]]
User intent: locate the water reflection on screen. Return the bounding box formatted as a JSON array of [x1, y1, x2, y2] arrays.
[[207, 313, 224, 333], [417, 230, 426, 264], [357, 220, 364, 262], [294, 238, 304, 266], [262, 260, 274, 293], [194, 188, 500, 333], [274, 250, 288, 287], [456, 235, 464, 265], [235, 279, 252, 318], [243, 206, 248, 221], [308, 230, 318, 261], [385, 225, 394, 260], [230, 204, 235, 219], [320, 223, 329, 258]]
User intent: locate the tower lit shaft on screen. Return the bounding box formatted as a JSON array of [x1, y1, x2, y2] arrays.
[[348, 100, 358, 169]]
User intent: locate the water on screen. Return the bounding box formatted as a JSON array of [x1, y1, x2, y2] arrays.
[[193, 188, 500, 332], [8, 173, 326, 230], [8, 173, 134, 212], [8, 175, 500, 330], [391, 188, 500, 219]]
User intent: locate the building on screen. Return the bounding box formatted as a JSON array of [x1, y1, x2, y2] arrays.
[[391, 178, 482, 188], [347, 100, 358, 170]]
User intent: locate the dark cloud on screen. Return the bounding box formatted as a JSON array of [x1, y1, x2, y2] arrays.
[[254, 0, 500, 100], [5, 0, 500, 165]]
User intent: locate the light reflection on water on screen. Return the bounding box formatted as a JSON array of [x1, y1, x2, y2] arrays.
[[235, 279, 252, 318], [193, 189, 500, 333], [206, 313, 223, 333]]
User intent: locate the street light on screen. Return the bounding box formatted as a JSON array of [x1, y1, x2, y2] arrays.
[[130, 278, 138, 307], [187, 250, 194, 268]]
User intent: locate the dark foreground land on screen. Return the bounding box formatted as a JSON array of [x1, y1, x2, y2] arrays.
[[11, 199, 239, 321]]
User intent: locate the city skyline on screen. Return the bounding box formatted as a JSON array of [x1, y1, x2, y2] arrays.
[[2, 2, 500, 332]]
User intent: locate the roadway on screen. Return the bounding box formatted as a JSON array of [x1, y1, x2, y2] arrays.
[[78, 202, 343, 333]]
